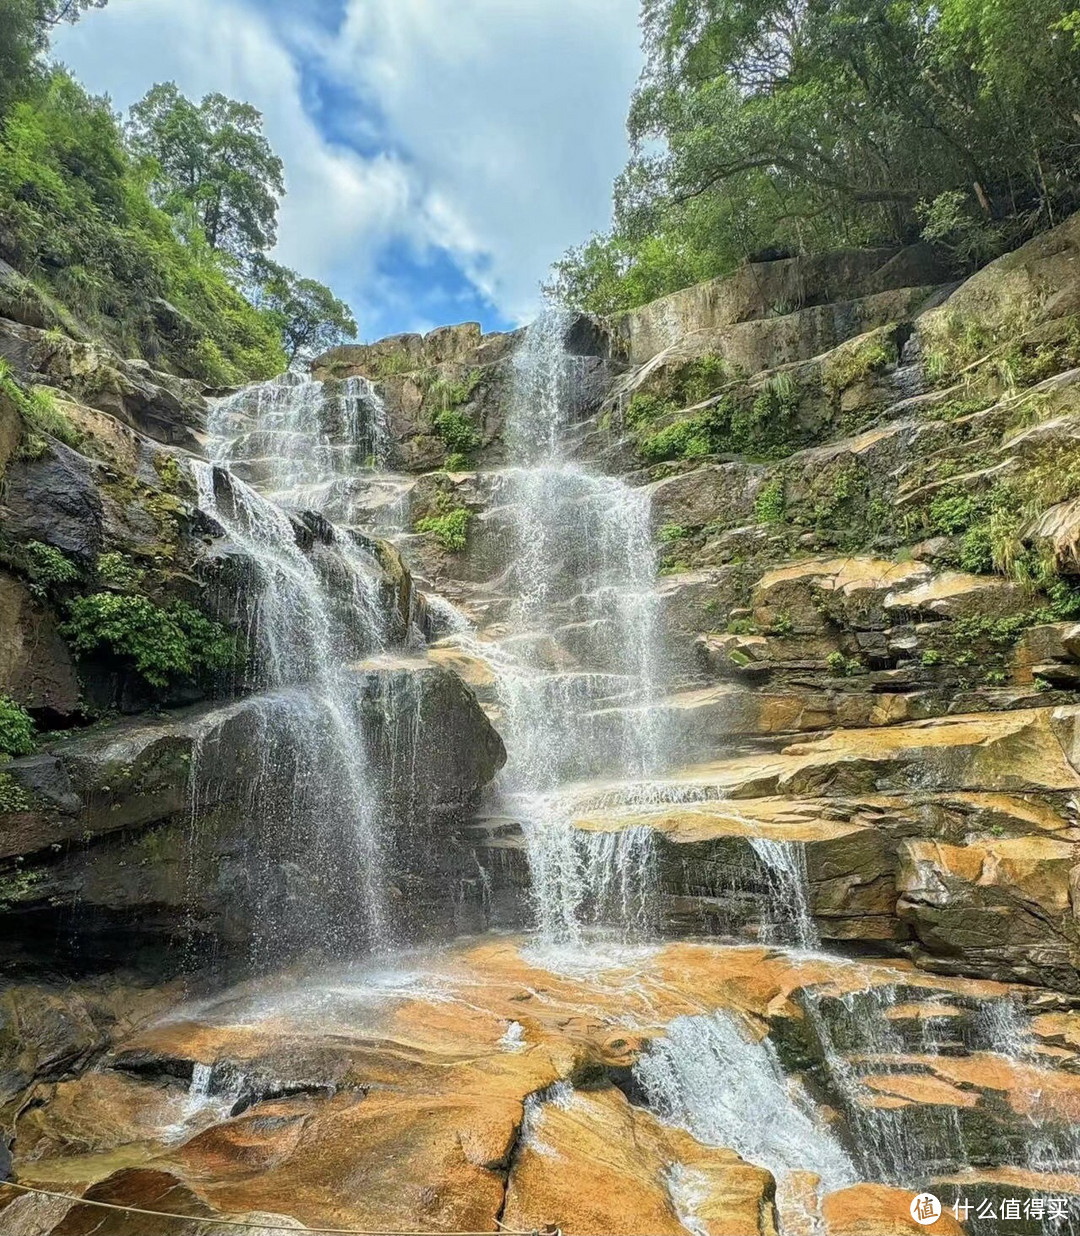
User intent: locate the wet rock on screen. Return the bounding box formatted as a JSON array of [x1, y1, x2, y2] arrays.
[[0, 571, 80, 718], [1, 442, 105, 563], [897, 836, 1080, 990]]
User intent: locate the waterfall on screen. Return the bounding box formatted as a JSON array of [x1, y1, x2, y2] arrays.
[[186, 378, 401, 961], [491, 308, 669, 942], [209, 371, 390, 514]]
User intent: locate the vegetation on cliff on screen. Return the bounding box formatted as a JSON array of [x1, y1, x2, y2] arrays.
[[551, 0, 1080, 313], [0, 2, 356, 383]]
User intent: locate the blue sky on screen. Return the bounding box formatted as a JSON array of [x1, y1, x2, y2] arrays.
[[53, 0, 643, 341]]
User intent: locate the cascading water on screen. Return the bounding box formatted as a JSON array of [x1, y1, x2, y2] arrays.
[[186, 376, 404, 962], [487, 308, 672, 941]]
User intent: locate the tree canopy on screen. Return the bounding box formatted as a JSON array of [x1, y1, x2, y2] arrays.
[[256, 260, 358, 365], [128, 82, 285, 271], [550, 0, 1080, 314]]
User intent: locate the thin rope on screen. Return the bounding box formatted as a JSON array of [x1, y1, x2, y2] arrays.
[[0, 1181, 544, 1236]]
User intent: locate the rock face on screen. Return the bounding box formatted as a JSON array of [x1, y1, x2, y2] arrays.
[[3, 940, 1077, 1236], [0, 663, 505, 965]]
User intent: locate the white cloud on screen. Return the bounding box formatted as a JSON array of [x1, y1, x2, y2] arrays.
[[53, 0, 642, 333]]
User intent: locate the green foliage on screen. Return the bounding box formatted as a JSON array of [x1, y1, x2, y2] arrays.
[[374, 350, 416, 378], [658, 523, 689, 543], [626, 391, 673, 428], [22, 540, 78, 593], [769, 611, 794, 636], [726, 617, 758, 635], [754, 478, 786, 524], [549, 0, 1080, 315], [638, 376, 801, 463], [0, 367, 82, 454], [0, 70, 286, 383], [432, 373, 481, 457], [921, 649, 943, 667], [62, 593, 237, 689], [444, 452, 470, 472], [928, 489, 983, 535], [415, 506, 471, 553], [255, 258, 358, 365], [95, 551, 145, 591], [639, 413, 714, 462], [826, 651, 861, 677], [823, 332, 897, 396], [153, 454, 183, 492], [0, 695, 35, 758]]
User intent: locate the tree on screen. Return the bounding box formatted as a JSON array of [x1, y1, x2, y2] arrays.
[[551, 0, 1080, 314], [256, 260, 358, 366], [127, 82, 285, 270], [0, 0, 106, 112]]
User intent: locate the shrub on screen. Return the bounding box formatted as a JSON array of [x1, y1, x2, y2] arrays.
[[0, 696, 35, 758], [626, 391, 672, 428], [415, 506, 471, 553], [754, 478, 785, 524], [826, 651, 861, 676], [433, 407, 481, 455], [639, 414, 712, 462], [928, 490, 982, 535], [95, 552, 146, 592], [62, 593, 237, 689], [658, 523, 689, 543], [444, 452, 469, 472], [23, 541, 79, 590]]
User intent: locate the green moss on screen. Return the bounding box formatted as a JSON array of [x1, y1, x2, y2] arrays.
[[153, 454, 184, 492], [754, 478, 786, 524], [769, 611, 794, 636], [0, 773, 31, 813], [822, 330, 897, 396], [0, 696, 35, 758], [62, 593, 238, 689], [726, 617, 758, 635]]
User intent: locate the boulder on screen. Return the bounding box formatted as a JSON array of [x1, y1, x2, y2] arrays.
[[1, 441, 106, 562], [884, 571, 1029, 621], [0, 318, 205, 449]]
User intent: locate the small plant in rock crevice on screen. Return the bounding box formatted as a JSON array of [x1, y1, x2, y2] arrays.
[[0, 696, 36, 758], [414, 493, 472, 553], [22, 541, 79, 594]]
